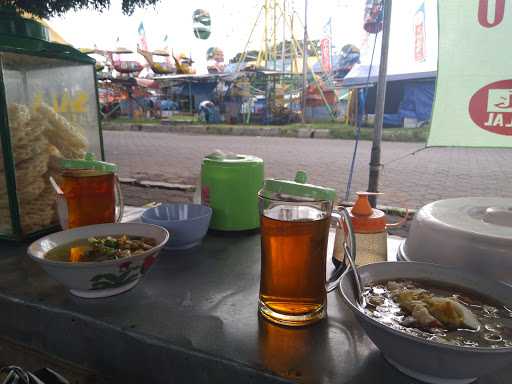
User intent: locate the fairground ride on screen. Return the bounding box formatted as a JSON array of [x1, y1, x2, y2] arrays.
[[136, 23, 176, 75], [234, 0, 337, 122], [81, 47, 159, 119], [137, 47, 175, 75]]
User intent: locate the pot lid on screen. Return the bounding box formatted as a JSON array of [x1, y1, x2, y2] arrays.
[[259, 171, 336, 202], [421, 197, 512, 240], [202, 150, 263, 167], [60, 152, 118, 172]]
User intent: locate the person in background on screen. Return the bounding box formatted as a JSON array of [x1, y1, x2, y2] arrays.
[[199, 100, 214, 122], [145, 98, 155, 118], [199, 100, 220, 123]]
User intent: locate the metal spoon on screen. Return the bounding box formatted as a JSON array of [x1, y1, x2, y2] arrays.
[[344, 242, 365, 308], [49, 176, 64, 196], [49, 176, 68, 229]]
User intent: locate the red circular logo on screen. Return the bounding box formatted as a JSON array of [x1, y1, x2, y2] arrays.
[[468, 79, 512, 136]]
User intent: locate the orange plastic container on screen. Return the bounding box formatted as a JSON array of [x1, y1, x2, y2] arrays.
[[347, 192, 406, 265]]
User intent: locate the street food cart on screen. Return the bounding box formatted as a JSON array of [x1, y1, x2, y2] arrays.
[[0, 9, 102, 240]]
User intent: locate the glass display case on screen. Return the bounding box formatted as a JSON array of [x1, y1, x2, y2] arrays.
[[0, 9, 103, 239]]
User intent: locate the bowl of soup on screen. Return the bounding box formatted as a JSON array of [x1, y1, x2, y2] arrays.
[[339, 262, 512, 384], [28, 223, 169, 298]]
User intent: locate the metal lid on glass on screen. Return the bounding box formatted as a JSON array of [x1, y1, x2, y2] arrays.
[[259, 171, 336, 202]]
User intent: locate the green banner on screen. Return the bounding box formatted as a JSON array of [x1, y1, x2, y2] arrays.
[[428, 0, 512, 147]]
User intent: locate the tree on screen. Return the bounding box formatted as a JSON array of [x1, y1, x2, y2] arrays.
[[1, 0, 161, 19]]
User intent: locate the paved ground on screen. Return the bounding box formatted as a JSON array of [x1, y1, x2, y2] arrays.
[[103, 131, 512, 209]]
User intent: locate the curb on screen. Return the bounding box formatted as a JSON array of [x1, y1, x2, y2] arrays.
[[119, 177, 195, 191], [119, 179, 416, 217], [103, 123, 335, 139], [102, 123, 428, 143]]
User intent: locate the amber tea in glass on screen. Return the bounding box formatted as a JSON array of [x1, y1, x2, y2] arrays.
[[61, 170, 116, 229], [258, 173, 355, 326], [258, 198, 344, 326], [260, 209, 330, 324]]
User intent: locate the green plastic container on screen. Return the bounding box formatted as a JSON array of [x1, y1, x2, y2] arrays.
[[201, 152, 264, 231]]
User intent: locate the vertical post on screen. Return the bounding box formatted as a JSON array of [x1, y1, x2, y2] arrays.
[[273, 0, 277, 70], [301, 0, 308, 123], [265, 75, 271, 124], [368, 0, 392, 207], [219, 79, 224, 111], [291, 14, 297, 73], [264, 0, 269, 68], [282, 0, 286, 73], [128, 87, 134, 119], [188, 79, 193, 114], [329, 17, 333, 72]]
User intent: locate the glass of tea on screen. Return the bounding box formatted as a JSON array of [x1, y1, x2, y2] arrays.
[[58, 153, 124, 229], [258, 171, 354, 327]]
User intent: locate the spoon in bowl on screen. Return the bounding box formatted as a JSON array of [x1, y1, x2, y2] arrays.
[[344, 241, 365, 308]]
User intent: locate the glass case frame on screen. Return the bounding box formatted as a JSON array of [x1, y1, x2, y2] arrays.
[[0, 20, 104, 240]]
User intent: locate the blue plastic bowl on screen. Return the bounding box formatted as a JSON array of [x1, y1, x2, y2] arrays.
[[142, 203, 212, 250]]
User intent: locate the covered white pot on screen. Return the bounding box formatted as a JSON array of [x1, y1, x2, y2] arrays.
[[398, 197, 512, 286]]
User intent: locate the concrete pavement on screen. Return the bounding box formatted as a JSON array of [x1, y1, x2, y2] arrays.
[[103, 131, 512, 208]]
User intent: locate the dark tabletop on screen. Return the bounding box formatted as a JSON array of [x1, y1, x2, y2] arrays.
[[0, 233, 510, 384]]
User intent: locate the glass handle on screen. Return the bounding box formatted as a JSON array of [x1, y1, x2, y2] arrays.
[[114, 176, 125, 223], [326, 206, 356, 293]]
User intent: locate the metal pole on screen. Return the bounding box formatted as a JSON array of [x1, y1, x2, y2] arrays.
[[273, 0, 277, 70], [265, 0, 269, 68], [236, 6, 264, 72], [368, 0, 392, 207], [329, 17, 333, 72], [188, 80, 193, 114], [291, 14, 298, 73], [282, 0, 286, 73], [301, 0, 308, 123]]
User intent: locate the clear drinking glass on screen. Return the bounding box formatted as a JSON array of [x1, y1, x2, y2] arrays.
[[258, 192, 354, 326]]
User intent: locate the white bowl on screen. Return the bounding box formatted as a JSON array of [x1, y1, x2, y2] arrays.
[[339, 262, 512, 384], [399, 197, 512, 286], [142, 203, 212, 250], [28, 223, 169, 298]]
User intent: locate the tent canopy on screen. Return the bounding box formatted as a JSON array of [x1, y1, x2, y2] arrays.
[[342, 64, 436, 88]]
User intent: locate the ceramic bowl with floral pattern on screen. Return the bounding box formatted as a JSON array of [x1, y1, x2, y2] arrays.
[[28, 223, 169, 298]]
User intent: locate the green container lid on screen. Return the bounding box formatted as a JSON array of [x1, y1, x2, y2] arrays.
[[202, 151, 263, 167], [60, 152, 118, 172], [260, 171, 336, 202]]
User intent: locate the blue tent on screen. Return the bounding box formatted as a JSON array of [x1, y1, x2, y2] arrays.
[[174, 81, 218, 111], [394, 80, 435, 122]]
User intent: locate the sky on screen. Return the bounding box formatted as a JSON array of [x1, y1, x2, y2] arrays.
[[50, 0, 366, 73], [49, 0, 438, 75]]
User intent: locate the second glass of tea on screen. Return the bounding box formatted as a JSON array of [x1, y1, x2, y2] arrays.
[[59, 153, 124, 229], [258, 171, 354, 326]]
